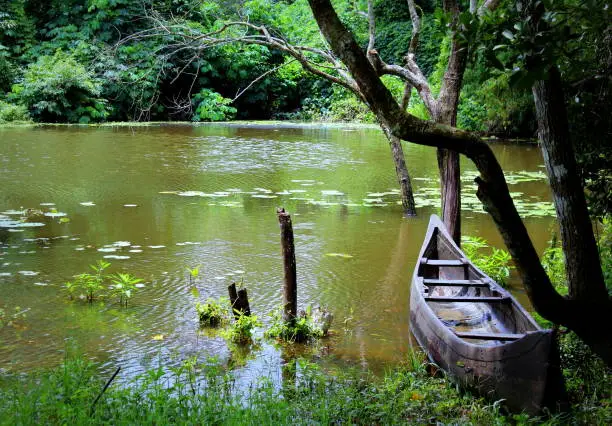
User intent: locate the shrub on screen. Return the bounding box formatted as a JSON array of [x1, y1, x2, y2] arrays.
[[191, 88, 237, 122], [0, 100, 30, 122], [462, 236, 513, 286], [196, 297, 230, 326], [541, 234, 567, 291], [13, 50, 110, 123], [222, 312, 260, 343]]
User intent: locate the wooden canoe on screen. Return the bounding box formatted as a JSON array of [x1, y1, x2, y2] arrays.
[[410, 215, 561, 414]]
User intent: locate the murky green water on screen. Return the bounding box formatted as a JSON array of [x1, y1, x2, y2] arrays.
[[0, 123, 555, 378]]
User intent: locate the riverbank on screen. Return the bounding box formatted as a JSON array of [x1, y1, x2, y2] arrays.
[[0, 351, 608, 425]]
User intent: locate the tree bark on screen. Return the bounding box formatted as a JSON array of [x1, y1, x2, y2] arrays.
[[532, 63, 607, 302], [381, 124, 416, 215]]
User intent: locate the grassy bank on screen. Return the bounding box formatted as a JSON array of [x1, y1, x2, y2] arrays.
[[0, 351, 609, 425]]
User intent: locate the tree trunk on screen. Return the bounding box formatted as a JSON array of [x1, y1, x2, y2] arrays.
[[437, 149, 461, 244], [381, 124, 417, 216], [532, 68, 607, 302], [435, 17, 469, 245]]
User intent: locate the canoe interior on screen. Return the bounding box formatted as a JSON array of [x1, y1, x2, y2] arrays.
[[417, 227, 541, 345]]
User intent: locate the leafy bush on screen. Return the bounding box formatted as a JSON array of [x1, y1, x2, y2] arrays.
[[541, 234, 567, 291], [461, 236, 513, 286], [265, 306, 332, 343], [222, 312, 260, 343], [0, 100, 30, 122], [195, 297, 230, 326], [191, 88, 237, 122], [598, 217, 612, 295], [13, 51, 110, 123]]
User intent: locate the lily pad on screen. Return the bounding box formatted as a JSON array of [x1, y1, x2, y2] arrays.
[[325, 253, 354, 259], [18, 271, 39, 276], [321, 190, 345, 196], [97, 247, 117, 253], [44, 211, 67, 218]]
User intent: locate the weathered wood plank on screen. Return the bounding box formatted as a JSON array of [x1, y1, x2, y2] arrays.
[[455, 331, 524, 341], [423, 278, 488, 287], [422, 258, 466, 267], [425, 296, 510, 303]]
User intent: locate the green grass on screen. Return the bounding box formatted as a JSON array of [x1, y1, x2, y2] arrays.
[[0, 350, 609, 425]]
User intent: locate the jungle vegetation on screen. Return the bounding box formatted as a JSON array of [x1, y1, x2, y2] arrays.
[[0, 0, 610, 421]]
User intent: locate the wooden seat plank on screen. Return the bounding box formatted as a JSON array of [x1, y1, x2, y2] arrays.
[[425, 296, 510, 303], [455, 331, 524, 341], [423, 278, 488, 287], [422, 259, 466, 267]]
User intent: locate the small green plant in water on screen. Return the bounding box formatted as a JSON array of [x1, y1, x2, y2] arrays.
[[70, 260, 110, 302], [223, 313, 261, 343], [266, 306, 332, 343], [186, 266, 200, 286], [462, 236, 513, 286], [191, 286, 230, 326], [196, 297, 230, 326], [110, 273, 144, 306], [64, 260, 143, 305]]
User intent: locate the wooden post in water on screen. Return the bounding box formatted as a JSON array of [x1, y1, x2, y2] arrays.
[[228, 282, 251, 318], [236, 288, 251, 317], [228, 283, 238, 316], [277, 208, 297, 323]]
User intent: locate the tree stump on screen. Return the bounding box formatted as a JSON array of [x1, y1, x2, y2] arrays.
[[277, 208, 297, 323]]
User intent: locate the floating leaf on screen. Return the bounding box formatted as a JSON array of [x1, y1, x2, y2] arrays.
[[325, 253, 354, 259], [152, 334, 165, 341], [321, 190, 344, 196]]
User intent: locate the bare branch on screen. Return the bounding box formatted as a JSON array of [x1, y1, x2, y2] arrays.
[[366, 0, 376, 53], [232, 59, 296, 102]]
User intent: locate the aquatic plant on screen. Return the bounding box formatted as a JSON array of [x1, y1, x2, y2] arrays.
[[109, 273, 144, 306], [63, 261, 144, 305], [195, 297, 230, 326], [186, 266, 200, 286], [222, 313, 261, 343], [266, 306, 332, 343], [461, 236, 513, 286]]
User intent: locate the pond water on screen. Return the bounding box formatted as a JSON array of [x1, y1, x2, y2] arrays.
[[0, 123, 555, 380]]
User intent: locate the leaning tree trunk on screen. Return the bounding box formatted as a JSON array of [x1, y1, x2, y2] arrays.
[[381, 125, 417, 216]]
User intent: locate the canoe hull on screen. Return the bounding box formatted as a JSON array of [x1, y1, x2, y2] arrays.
[[410, 282, 555, 414], [409, 215, 560, 414]]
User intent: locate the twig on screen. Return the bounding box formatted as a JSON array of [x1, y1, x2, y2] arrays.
[[90, 366, 121, 416]]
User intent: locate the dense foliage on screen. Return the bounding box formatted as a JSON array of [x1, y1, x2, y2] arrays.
[[0, 0, 607, 153]]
